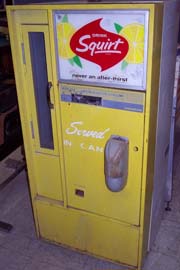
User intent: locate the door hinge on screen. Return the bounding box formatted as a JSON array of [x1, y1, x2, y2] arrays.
[[21, 43, 26, 65], [30, 121, 35, 139]]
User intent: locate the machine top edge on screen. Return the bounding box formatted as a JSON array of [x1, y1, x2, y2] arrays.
[[9, 0, 179, 6]]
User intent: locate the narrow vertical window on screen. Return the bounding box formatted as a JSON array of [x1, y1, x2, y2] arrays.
[[29, 32, 54, 149]]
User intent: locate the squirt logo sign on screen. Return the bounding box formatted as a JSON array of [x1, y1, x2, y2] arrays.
[[70, 18, 129, 71], [55, 12, 147, 90]]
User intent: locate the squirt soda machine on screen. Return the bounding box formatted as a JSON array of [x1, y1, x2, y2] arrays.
[[7, 1, 180, 269]]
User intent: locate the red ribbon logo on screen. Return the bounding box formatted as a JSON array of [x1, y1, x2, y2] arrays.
[[70, 19, 129, 71]]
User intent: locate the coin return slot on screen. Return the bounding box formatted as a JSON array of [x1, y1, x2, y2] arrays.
[[72, 94, 102, 106], [75, 189, 85, 197]]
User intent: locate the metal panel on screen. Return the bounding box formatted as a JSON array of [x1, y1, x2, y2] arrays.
[[61, 92, 145, 225], [166, 57, 180, 203], [36, 199, 139, 267], [21, 25, 59, 155]]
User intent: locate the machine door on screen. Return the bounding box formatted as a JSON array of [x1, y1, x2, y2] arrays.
[[21, 25, 58, 155], [21, 25, 63, 201], [61, 87, 145, 225]]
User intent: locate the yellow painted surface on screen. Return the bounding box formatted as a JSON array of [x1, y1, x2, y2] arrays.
[[48, 9, 69, 207], [61, 95, 145, 225], [61, 83, 145, 105], [6, 3, 164, 270], [7, 3, 155, 11], [36, 199, 139, 266], [12, 10, 48, 24], [21, 24, 59, 156], [6, 9, 50, 236], [6, 8, 65, 231], [33, 153, 63, 201]]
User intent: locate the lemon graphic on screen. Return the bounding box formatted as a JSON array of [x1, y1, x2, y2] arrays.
[[57, 22, 76, 59], [120, 24, 144, 64]]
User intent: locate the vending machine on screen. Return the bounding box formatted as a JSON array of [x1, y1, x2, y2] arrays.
[[7, 1, 180, 269]]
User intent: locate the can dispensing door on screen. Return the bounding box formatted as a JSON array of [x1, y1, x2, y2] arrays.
[[104, 136, 129, 192]]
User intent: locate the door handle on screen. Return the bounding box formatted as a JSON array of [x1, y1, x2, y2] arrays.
[[47, 81, 54, 109]]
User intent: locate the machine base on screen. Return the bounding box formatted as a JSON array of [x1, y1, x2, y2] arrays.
[[35, 197, 140, 268]]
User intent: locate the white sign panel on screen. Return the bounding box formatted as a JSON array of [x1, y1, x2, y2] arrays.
[[54, 10, 149, 90]]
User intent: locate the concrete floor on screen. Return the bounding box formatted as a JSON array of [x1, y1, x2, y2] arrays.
[[0, 147, 180, 270]]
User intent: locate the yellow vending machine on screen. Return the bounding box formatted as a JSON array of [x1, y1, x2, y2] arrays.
[[7, 1, 180, 269]]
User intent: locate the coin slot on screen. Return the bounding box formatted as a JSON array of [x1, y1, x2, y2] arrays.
[[75, 189, 85, 197], [72, 94, 102, 106]]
